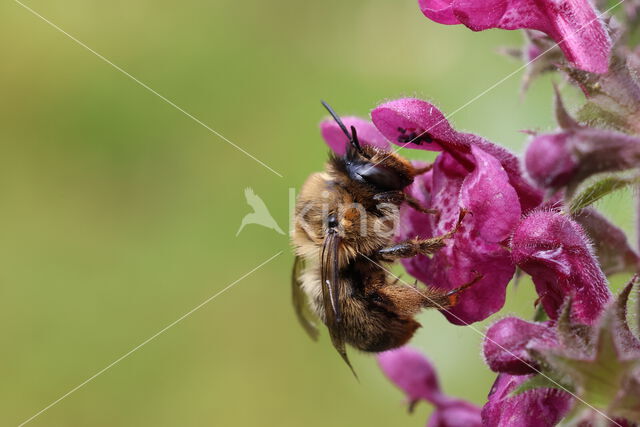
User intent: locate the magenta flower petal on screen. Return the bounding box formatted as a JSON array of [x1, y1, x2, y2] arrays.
[[418, 0, 459, 25], [511, 211, 612, 324], [398, 146, 520, 324], [428, 398, 482, 427], [377, 347, 481, 426], [484, 317, 556, 375], [377, 346, 442, 403], [460, 146, 522, 242], [434, 146, 520, 324], [419, 0, 611, 73], [524, 127, 640, 191], [371, 98, 466, 152], [372, 98, 542, 212], [320, 116, 389, 155], [482, 374, 572, 427], [472, 139, 544, 213], [524, 133, 577, 189]]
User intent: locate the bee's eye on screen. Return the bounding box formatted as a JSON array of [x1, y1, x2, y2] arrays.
[[327, 214, 339, 229]]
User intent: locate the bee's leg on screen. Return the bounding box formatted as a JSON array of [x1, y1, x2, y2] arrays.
[[382, 272, 482, 315], [424, 271, 484, 310], [377, 210, 467, 260], [379, 274, 475, 315], [377, 236, 446, 260], [413, 163, 433, 175], [378, 280, 430, 316], [405, 194, 439, 216], [373, 191, 439, 215], [372, 190, 404, 205], [389, 275, 403, 286]]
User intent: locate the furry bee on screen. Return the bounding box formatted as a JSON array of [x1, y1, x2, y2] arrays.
[[291, 102, 478, 373]]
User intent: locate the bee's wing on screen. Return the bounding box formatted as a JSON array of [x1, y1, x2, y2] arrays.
[[291, 256, 319, 341], [321, 232, 357, 378]]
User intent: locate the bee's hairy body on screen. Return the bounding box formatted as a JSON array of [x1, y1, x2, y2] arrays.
[[292, 145, 458, 354], [290, 102, 475, 370]]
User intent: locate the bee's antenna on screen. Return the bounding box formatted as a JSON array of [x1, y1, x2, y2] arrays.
[[349, 125, 363, 153], [321, 100, 366, 156]]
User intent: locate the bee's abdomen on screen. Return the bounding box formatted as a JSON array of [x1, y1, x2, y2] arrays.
[[340, 300, 422, 353]]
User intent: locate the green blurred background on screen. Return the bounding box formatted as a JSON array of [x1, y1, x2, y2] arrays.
[[0, 0, 633, 426]]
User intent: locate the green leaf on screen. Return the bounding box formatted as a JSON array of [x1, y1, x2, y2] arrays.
[[533, 303, 549, 322], [509, 373, 571, 397], [556, 297, 591, 353], [553, 84, 579, 130], [576, 102, 630, 132], [569, 175, 640, 214]]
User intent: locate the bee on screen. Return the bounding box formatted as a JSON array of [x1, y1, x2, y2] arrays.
[[291, 101, 479, 373]]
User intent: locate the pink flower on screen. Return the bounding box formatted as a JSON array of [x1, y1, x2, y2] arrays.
[[377, 346, 442, 404], [524, 126, 640, 192], [398, 147, 520, 325], [524, 132, 577, 190], [372, 98, 542, 324], [378, 347, 482, 427], [511, 211, 611, 325], [371, 98, 543, 212], [483, 317, 556, 375], [418, 0, 611, 74], [428, 399, 483, 427], [481, 373, 572, 426], [482, 283, 640, 425]]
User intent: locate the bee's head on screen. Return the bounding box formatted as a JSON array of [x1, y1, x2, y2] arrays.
[[342, 145, 414, 192], [294, 174, 397, 257], [321, 100, 414, 193]]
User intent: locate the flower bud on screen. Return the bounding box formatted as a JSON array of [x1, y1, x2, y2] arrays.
[[511, 211, 611, 324], [525, 133, 577, 189], [377, 346, 441, 404], [378, 347, 482, 426], [483, 317, 555, 375], [481, 374, 571, 426]]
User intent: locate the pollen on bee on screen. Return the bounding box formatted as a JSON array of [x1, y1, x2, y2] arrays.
[[343, 207, 361, 221]]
